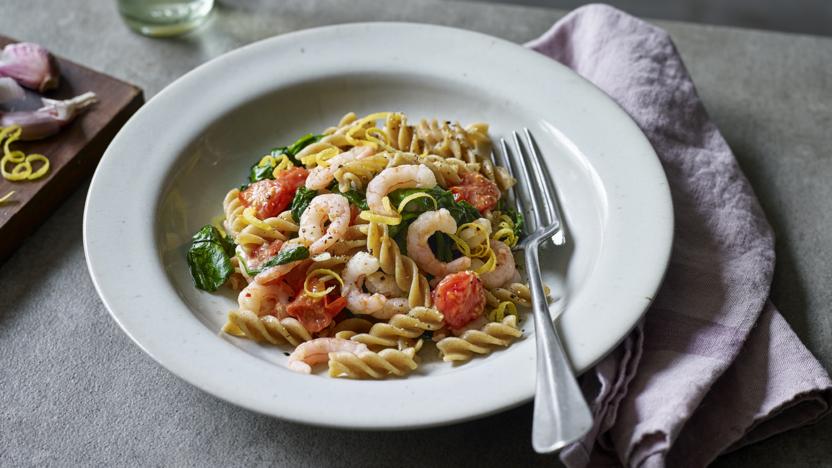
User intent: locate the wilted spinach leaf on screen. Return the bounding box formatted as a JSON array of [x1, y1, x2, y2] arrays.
[[187, 225, 236, 291], [270, 133, 323, 166], [332, 187, 369, 210], [291, 186, 318, 222], [248, 161, 275, 184], [260, 245, 309, 269]]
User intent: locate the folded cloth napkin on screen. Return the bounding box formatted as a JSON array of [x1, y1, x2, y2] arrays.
[[526, 5, 832, 467]]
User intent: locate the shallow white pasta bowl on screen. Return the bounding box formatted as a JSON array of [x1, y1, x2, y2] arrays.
[[84, 23, 673, 429]]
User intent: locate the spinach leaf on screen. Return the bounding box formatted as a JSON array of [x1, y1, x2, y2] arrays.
[[387, 211, 419, 242], [505, 207, 525, 238], [332, 187, 368, 210], [433, 232, 454, 262], [286, 133, 323, 156], [187, 225, 235, 291], [260, 245, 310, 269], [388, 187, 479, 225], [250, 134, 324, 183], [270, 133, 323, 166], [248, 161, 275, 184], [291, 186, 318, 222]]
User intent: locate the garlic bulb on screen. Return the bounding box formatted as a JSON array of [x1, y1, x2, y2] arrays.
[[0, 92, 97, 140], [0, 77, 25, 104], [0, 43, 60, 93]]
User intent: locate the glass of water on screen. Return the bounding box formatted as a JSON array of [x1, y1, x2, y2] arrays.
[[118, 0, 215, 37]]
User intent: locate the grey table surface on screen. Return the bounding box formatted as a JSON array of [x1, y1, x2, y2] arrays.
[[2, 0, 831, 466]]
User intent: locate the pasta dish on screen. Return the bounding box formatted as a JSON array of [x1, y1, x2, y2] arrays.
[[187, 112, 538, 379]]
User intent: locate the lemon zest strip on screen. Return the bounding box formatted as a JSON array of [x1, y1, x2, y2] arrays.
[[487, 301, 518, 322], [303, 268, 344, 299], [396, 192, 437, 213], [242, 207, 275, 234], [0, 191, 14, 204]]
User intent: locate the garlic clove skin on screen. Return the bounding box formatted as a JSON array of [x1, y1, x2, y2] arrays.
[[0, 111, 61, 140], [0, 77, 25, 104], [0, 91, 97, 140], [0, 43, 60, 93]]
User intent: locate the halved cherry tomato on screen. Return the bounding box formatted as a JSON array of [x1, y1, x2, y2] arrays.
[[450, 172, 501, 213], [251, 239, 284, 266], [239, 167, 309, 219], [432, 271, 486, 329], [324, 296, 348, 317], [286, 294, 340, 333]]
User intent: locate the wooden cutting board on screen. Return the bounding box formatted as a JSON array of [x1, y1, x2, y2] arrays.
[[0, 36, 144, 261]]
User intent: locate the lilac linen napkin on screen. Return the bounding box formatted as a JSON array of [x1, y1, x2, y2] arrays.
[[526, 5, 832, 467]]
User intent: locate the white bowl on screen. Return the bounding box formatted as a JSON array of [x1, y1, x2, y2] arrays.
[[84, 22, 673, 429]]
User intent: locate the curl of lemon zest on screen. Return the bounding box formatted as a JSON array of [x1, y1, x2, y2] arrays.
[[447, 233, 471, 257], [0, 126, 50, 182], [365, 127, 395, 152], [359, 197, 401, 225], [474, 246, 497, 275], [211, 214, 227, 237], [396, 192, 437, 213], [258, 155, 276, 168], [303, 268, 344, 299], [272, 154, 294, 173], [314, 147, 340, 168], [492, 227, 516, 247], [346, 124, 376, 149], [487, 301, 518, 322], [242, 207, 275, 234], [0, 190, 14, 204], [456, 221, 491, 258], [344, 112, 392, 148], [492, 214, 518, 247], [356, 112, 392, 127]]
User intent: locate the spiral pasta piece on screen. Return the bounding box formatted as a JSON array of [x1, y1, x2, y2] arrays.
[[223, 309, 312, 347], [485, 282, 535, 308], [328, 343, 422, 379], [435, 315, 522, 362], [335, 307, 444, 349], [386, 152, 479, 188], [334, 153, 390, 192], [235, 211, 299, 253], [223, 188, 246, 237], [367, 221, 431, 308]]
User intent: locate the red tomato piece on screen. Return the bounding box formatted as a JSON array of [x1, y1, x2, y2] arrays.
[[286, 294, 340, 333], [239, 167, 309, 219], [450, 172, 501, 213], [251, 239, 284, 267], [432, 271, 486, 329]]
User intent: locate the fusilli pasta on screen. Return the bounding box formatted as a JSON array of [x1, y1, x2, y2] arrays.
[[435, 315, 523, 362]]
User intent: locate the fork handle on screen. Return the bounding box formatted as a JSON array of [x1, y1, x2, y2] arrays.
[[525, 239, 593, 453]]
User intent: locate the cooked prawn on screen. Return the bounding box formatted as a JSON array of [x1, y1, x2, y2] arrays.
[[287, 337, 369, 374], [305, 146, 375, 190], [254, 259, 303, 285], [341, 252, 409, 319], [366, 164, 436, 215], [365, 271, 404, 298], [299, 194, 351, 255], [238, 281, 293, 319], [475, 239, 517, 288], [407, 208, 471, 277]]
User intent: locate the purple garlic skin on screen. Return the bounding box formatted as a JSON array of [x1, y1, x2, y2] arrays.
[[0, 43, 60, 93], [0, 77, 25, 104], [0, 91, 97, 140]]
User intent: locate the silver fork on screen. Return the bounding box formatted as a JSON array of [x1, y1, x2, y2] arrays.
[[494, 129, 592, 453]]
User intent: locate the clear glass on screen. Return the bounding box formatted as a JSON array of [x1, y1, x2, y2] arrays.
[[117, 0, 214, 37]]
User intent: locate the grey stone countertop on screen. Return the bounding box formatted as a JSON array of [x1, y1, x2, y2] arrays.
[[1, 0, 831, 466]]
